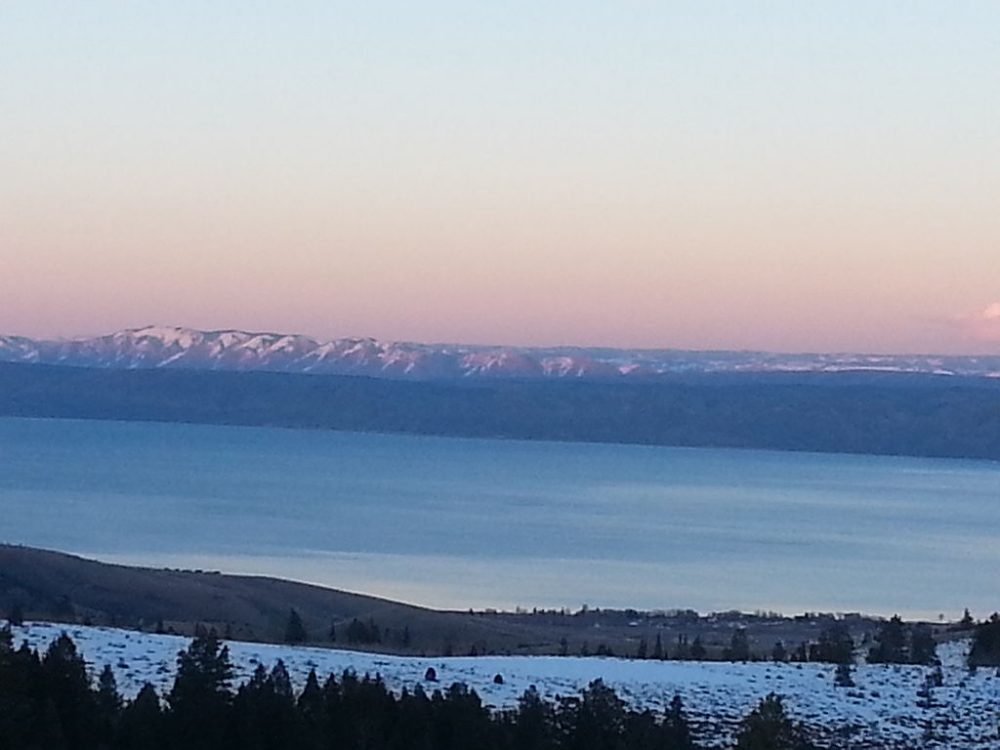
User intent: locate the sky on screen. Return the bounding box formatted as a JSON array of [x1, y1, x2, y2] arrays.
[[2, 2, 999, 354]]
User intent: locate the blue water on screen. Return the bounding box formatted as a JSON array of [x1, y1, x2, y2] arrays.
[[1, 417, 997, 618]]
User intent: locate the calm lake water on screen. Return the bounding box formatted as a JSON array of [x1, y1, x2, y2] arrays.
[[1, 417, 998, 618]]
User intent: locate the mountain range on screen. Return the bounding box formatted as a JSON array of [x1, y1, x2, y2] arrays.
[[2, 325, 998, 380]]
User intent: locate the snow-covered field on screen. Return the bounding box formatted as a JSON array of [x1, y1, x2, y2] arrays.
[[10, 622, 1000, 749]]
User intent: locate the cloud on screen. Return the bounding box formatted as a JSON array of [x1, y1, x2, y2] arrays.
[[954, 302, 1000, 342]]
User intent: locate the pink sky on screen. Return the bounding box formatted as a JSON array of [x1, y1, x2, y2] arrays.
[[2, 3, 998, 355]]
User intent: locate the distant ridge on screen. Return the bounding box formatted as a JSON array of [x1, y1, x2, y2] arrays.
[[2, 325, 999, 381], [2, 361, 999, 460]]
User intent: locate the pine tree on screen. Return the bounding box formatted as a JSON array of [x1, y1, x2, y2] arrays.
[[514, 686, 554, 750], [95, 664, 122, 747], [909, 624, 938, 666], [636, 637, 648, 660], [346, 617, 381, 644], [689, 636, 706, 660], [168, 631, 234, 750], [724, 629, 750, 661], [0, 625, 43, 750], [959, 608, 975, 629], [97, 664, 122, 711], [298, 669, 327, 749], [735, 693, 812, 749], [42, 632, 97, 748], [572, 679, 627, 750], [662, 694, 694, 749], [119, 683, 165, 750], [868, 615, 907, 664], [815, 623, 854, 664], [284, 608, 308, 644], [968, 613, 1000, 667], [652, 633, 665, 660]]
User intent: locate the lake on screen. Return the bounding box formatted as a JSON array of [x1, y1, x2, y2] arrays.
[[1, 417, 997, 618]]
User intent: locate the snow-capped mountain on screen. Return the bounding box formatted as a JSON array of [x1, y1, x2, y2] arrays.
[[2, 325, 999, 380]]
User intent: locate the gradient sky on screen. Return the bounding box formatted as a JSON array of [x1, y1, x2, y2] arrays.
[[2, 2, 998, 354]]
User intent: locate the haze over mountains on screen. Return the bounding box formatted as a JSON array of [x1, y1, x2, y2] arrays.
[[2, 326, 999, 381]]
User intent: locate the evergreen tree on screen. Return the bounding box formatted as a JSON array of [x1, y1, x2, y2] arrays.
[[569, 679, 627, 750], [346, 617, 382, 644], [772, 640, 787, 662], [735, 693, 813, 750], [662, 694, 695, 749], [167, 630, 233, 750], [297, 669, 327, 750], [909, 624, 938, 666], [397, 685, 434, 750], [97, 663, 122, 712], [514, 686, 554, 750], [652, 633, 665, 660], [231, 659, 300, 750], [868, 615, 907, 664], [724, 629, 750, 661], [42, 632, 97, 749], [868, 616, 937, 665], [636, 637, 648, 660], [0, 626, 45, 750], [624, 709, 661, 750], [284, 608, 308, 644], [95, 664, 122, 746], [968, 613, 1000, 667], [814, 623, 853, 664], [689, 636, 706, 660], [119, 683, 165, 750], [674, 634, 689, 660], [792, 642, 808, 662]]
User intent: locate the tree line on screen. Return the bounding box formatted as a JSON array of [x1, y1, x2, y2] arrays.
[[588, 619, 941, 669], [0, 627, 821, 750]]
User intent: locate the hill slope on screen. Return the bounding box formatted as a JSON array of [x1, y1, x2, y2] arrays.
[[0, 544, 542, 653], [1, 361, 998, 460]]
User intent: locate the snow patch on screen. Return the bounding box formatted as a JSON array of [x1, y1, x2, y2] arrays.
[[8, 623, 1000, 749]]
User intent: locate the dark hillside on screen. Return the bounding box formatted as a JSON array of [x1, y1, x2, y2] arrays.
[[0, 545, 903, 661], [0, 544, 546, 654], [0, 362, 998, 460]]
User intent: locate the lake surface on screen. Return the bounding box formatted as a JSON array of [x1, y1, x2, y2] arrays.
[[1, 417, 998, 618]]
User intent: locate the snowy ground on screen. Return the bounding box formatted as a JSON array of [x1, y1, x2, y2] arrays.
[[10, 622, 1000, 749]]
